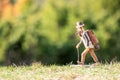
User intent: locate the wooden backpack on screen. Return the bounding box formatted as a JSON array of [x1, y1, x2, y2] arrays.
[[86, 30, 100, 50]]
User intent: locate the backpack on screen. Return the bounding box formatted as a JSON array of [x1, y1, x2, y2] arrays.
[[86, 30, 100, 50]]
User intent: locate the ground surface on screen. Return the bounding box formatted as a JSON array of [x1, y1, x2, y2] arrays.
[[0, 62, 120, 80]]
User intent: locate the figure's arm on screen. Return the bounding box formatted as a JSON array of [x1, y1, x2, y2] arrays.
[[76, 40, 82, 48]]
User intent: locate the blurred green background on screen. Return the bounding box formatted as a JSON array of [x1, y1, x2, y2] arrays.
[[0, 0, 120, 65]]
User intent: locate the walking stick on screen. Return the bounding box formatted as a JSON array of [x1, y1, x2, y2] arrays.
[[76, 48, 80, 64]]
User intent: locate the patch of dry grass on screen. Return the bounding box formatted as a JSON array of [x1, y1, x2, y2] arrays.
[[0, 62, 120, 80]]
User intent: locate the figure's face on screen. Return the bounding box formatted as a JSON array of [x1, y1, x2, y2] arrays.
[[76, 27, 84, 32]]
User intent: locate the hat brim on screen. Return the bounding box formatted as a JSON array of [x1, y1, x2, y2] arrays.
[[76, 24, 84, 28]]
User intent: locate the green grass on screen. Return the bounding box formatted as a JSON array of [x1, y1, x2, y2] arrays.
[[0, 62, 120, 80]]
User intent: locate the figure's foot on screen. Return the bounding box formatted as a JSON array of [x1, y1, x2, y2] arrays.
[[92, 62, 100, 66], [77, 61, 84, 65]]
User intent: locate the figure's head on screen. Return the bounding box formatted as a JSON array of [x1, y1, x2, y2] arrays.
[[76, 22, 85, 32]]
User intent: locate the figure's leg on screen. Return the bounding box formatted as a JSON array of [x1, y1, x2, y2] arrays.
[[89, 48, 99, 63], [79, 48, 90, 65]]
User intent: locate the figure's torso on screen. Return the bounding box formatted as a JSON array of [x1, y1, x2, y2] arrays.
[[80, 30, 94, 48]]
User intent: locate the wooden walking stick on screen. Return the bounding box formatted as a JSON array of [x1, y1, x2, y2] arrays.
[[77, 48, 80, 64]]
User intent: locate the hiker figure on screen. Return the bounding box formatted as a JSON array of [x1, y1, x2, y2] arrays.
[[76, 22, 99, 65]]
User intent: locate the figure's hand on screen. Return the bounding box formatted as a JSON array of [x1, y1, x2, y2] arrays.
[[76, 44, 80, 48]]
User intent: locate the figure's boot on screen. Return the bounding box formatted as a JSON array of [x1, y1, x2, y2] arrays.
[[77, 61, 84, 65]]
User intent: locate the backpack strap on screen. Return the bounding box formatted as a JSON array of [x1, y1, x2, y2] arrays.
[[82, 31, 91, 46]]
